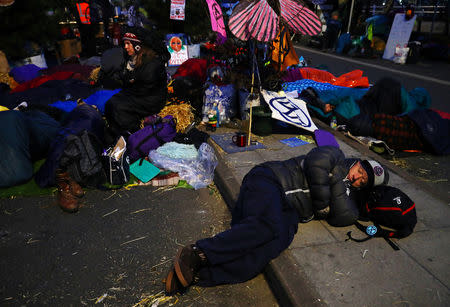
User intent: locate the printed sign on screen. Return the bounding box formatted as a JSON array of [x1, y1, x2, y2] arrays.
[[166, 33, 189, 66], [206, 0, 227, 44], [383, 13, 416, 61], [170, 0, 185, 20], [262, 90, 318, 132]]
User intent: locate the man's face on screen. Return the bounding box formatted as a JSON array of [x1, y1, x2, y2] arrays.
[[347, 161, 368, 188]]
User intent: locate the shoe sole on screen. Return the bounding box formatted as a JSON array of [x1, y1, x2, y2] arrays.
[[165, 268, 178, 295], [174, 248, 190, 287]]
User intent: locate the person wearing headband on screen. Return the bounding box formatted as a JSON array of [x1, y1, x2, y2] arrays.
[[164, 145, 389, 294], [102, 26, 170, 144]]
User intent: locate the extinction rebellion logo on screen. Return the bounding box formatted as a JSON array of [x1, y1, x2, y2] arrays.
[[373, 165, 384, 176], [268, 96, 312, 128]]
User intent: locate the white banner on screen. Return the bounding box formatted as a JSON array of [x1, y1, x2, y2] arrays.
[[170, 0, 185, 20], [383, 13, 416, 61], [262, 90, 318, 132]]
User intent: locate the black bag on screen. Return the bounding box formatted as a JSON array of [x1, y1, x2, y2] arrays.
[[59, 130, 106, 187], [407, 41, 421, 64], [102, 136, 130, 186], [346, 186, 417, 250]]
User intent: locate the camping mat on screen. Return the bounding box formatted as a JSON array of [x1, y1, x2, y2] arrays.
[[210, 133, 266, 154]]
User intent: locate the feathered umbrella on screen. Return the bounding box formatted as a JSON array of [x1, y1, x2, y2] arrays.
[[228, 0, 321, 42]]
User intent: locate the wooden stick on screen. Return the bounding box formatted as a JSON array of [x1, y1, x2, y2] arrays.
[[247, 69, 255, 146]]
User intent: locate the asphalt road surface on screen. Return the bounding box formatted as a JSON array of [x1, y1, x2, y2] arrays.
[[294, 45, 450, 113], [0, 185, 278, 306]]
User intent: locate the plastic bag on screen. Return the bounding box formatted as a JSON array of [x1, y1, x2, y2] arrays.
[[393, 45, 409, 64], [202, 82, 237, 124], [148, 143, 218, 189]]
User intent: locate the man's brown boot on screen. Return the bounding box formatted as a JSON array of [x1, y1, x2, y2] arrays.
[[56, 171, 84, 198], [56, 171, 80, 213]]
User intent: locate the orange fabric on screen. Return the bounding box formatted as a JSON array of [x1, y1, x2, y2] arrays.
[[271, 27, 299, 71], [333, 70, 369, 88], [76, 2, 91, 24], [296, 68, 370, 88], [299, 67, 336, 84]]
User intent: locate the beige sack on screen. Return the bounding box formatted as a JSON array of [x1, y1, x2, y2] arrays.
[[0, 50, 9, 73]]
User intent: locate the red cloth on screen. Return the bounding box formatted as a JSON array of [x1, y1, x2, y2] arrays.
[[299, 67, 335, 83], [333, 70, 369, 88], [10, 71, 75, 93], [172, 58, 208, 83], [432, 109, 450, 119], [283, 67, 370, 88], [40, 64, 96, 82]]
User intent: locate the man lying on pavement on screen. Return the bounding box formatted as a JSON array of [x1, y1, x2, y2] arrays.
[[164, 145, 389, 294]]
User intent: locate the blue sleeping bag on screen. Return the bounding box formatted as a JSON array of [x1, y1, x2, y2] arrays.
[[0, 110, 61, 188]]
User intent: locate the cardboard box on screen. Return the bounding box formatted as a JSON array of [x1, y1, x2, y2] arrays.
[[58, 39, 82, 59]]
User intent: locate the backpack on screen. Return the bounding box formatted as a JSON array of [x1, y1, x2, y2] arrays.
[[346, 186, 417, 250], [127, 115, 177, 162], [59, 130, 107, 187]]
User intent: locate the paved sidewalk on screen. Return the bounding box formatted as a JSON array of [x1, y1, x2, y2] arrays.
[[209, 122, 450, 307]]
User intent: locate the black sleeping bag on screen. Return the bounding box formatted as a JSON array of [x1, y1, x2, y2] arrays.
[[34, 103, 105, 188], [0, 79, 95, 110], [0, 110, 61, 188]]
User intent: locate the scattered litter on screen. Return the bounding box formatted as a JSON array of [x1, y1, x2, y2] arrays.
[[393, 300, 410, 305], [362, 249, 369, 259], [120, 236, 147, 246], [150, 259, 172, 271], [103, 190, 117, 200], [175, 238, 185, 247], [432, 179, 448, 183], [102, 208, 118, 217], [116, 272, 127, 282], [334, 271, 345, 275], [130, 208, 153, 214], [390, 158, 408, 168], [4, 208, 22, 215], [26, 238, 40, 244], [108, 287, 125, 292], [132, 291, 177, 307], [95, 293, 107, 304], [72, 252, 78, 255]]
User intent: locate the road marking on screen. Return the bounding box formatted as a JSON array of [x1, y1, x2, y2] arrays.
[[295, 46, 450, 87]]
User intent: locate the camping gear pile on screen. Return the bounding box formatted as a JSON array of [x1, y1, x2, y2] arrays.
[[0, 0, 448, 208]]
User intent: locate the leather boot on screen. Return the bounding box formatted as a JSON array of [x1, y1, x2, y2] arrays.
[[56, 176, 79, 213], [56, 171, 84, 198]]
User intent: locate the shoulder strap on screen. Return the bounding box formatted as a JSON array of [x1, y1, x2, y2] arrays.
[[135, 124, 164, 158], [346, 221, 400, 251]]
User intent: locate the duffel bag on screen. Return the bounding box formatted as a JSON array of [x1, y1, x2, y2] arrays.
[[127, 115, 176, 162]]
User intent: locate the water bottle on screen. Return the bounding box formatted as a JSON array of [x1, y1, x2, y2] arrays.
[[330, 116, 337, 130]]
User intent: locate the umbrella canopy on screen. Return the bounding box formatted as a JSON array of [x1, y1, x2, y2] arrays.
[[229, 0, 321, 42], [0, 0, 14, 6]]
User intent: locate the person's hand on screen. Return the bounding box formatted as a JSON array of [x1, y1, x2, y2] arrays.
[[324, 104, 335, 113]]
